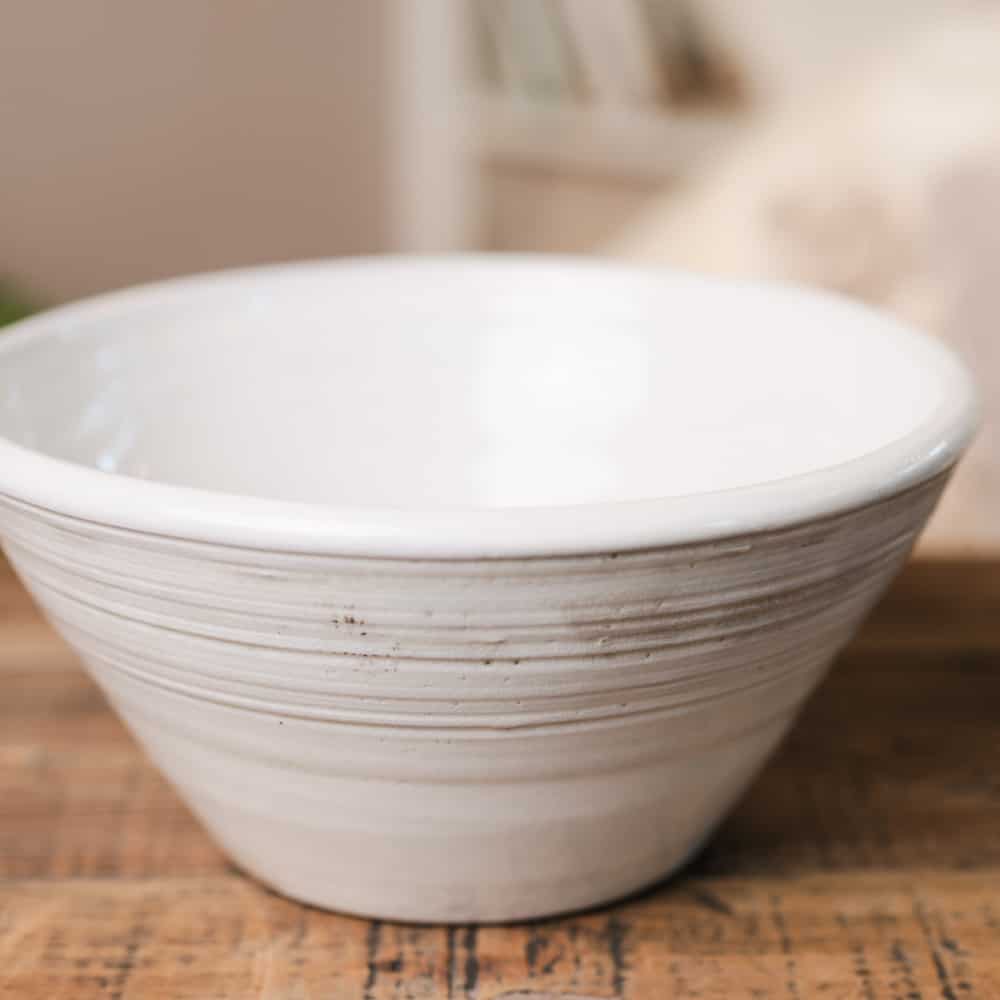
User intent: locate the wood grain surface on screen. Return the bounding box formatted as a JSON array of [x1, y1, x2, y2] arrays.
[[2, 555, 1000, 998]]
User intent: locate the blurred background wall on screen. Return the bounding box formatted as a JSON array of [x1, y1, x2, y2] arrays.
[[1, 0, 955, 297], [0, 0, 469, 303], [1, 0, 995, 552]]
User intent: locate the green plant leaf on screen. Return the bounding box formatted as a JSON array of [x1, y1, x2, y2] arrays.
[[0, 283, 36, 327]]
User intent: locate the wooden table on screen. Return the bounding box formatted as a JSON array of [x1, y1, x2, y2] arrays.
[[2, 554, 999, 999]]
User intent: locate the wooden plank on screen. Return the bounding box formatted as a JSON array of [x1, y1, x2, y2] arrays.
[[3, 555, 1000, 997], [1, 873, 999, 998]]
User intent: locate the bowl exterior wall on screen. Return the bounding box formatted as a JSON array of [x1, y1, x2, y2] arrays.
[[0, 475, 946, 921]]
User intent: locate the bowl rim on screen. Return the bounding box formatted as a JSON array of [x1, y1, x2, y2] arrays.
[[0, 254, 981, 558]]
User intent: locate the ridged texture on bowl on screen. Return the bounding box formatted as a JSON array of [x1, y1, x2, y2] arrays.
[[0, 474, 946, 921]]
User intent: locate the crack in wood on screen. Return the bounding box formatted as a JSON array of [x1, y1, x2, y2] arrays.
[[769, 893, 801, 1000], [912, 899, 959, 1000], [604, 915, 628, 998], [363, 920, 382, 1000], [463, 925, 480, 997], [688, 886, 735, 918], [446, 925, 457, 999]]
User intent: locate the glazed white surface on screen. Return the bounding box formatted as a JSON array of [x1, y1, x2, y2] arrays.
[[0, 257, 977, 920], [0, 257, 978, 556]]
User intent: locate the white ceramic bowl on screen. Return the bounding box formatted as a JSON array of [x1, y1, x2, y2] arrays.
[[0, 256, 978, 922]]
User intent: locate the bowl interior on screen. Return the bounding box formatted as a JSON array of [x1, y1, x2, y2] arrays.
[[0, 258, 957, 510]]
